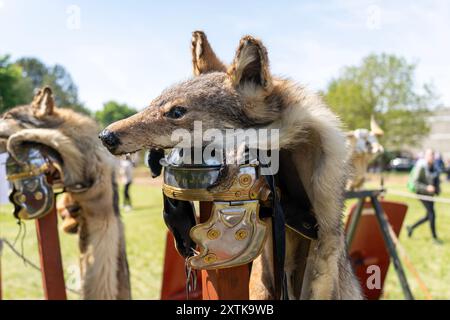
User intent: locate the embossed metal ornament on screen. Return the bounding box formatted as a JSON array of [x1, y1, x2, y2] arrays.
[[188, 201, 267, 269]]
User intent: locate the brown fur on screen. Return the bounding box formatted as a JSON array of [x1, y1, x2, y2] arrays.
[[57, 193, 81, 234], [192, 31, 227, 76], [101, 32, 363, 299], [0, 88, 131, 300]]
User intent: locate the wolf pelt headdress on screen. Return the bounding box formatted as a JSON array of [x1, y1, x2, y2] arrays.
[[0, 88, 131, 299], [100, 31, 363, 299]]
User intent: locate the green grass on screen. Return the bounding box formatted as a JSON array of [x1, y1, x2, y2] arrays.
[[0, 173, 449, 299], [0, 185, 166, 300], [366, 173, 450, 300]]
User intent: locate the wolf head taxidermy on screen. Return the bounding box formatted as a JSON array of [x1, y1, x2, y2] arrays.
[[100, 31, 363, 300]]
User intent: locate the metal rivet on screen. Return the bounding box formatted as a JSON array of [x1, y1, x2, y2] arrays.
[[235, 229, 248, 240], [34, 192, 43, 201], [207, 229, 220, 240], [203, 253, 217, 264], [239, 174, 252, 187], [19, 194, 27, 203]]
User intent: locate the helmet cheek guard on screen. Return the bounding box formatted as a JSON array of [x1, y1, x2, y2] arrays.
[[9, 174, 55, 220], [6, 145, 62, 220], [188, 200, 267, 270]]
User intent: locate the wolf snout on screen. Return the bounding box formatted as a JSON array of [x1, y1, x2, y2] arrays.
[[99, 129, 120, 152]]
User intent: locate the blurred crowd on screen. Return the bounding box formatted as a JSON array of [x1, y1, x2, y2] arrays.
[[117, 153, 138, 212]]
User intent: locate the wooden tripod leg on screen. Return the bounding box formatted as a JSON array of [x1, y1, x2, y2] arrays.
[[35, 204, 67, 300], [346, 197, 365, 246], [199, 202, 250, 300], [370, 196, 414, 300]]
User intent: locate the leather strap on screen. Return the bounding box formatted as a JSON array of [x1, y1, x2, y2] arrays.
[[162, 194, 197, 258], [147, 148, 165, 178], [264, 174, 287, 300], [277, 150, 318, 240]]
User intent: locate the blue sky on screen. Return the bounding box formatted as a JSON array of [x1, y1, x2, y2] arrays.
[[1, 0, 449, 111]]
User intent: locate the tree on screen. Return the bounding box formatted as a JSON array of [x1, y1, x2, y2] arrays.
[[95, 101, 137, 127], [16, 57, 90, 115], [0, 55, 33, 113], [324, 54, 436, 149]]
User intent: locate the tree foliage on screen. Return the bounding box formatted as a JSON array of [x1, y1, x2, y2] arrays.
[[95, 101, 137, 127], [0, 55, 33, 113], [324, 53, 436, 149]]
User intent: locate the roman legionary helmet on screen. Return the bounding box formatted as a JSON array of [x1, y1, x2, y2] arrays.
[[6, 144, 63, 220], [159, 148, 270, 270]]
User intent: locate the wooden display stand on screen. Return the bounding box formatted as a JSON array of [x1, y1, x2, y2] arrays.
[[345, 190, 413, 300], [160, 232, 201, 300], [199, 202, 250, 300], [35, 205, 67, 300], [0, 201, 66, 300], [160, 202, 251, 300]]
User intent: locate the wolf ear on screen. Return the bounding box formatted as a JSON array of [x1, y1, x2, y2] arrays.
[[32, 86, 55, 117], [228, 36, 272, 91], [191, 31, 226, 76]]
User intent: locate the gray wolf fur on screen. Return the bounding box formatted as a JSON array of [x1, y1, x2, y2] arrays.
[[100, 31, 363, 299]]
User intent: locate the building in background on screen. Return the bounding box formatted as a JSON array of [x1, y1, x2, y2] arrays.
[[416, 108, 450, 160]]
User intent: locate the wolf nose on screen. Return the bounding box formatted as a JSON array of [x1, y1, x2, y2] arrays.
[[99, 129, 120, 150]]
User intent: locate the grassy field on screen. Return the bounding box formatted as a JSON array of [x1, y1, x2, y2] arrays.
[[0, 183, 167, 300], [0, 171, 449, 300], [367, 173, 450, 300]]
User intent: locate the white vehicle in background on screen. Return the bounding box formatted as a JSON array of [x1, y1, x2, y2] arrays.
[[389, 157, 416, 172]]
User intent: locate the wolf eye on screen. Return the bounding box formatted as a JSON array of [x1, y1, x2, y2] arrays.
[[164, 106, 187, 119]]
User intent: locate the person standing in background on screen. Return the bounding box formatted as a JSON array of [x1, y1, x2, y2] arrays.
[[119, 155, 135, 212], [407, 149, 442, 244], [446, 159, 450, 181], [434, 152, 444, 195]]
